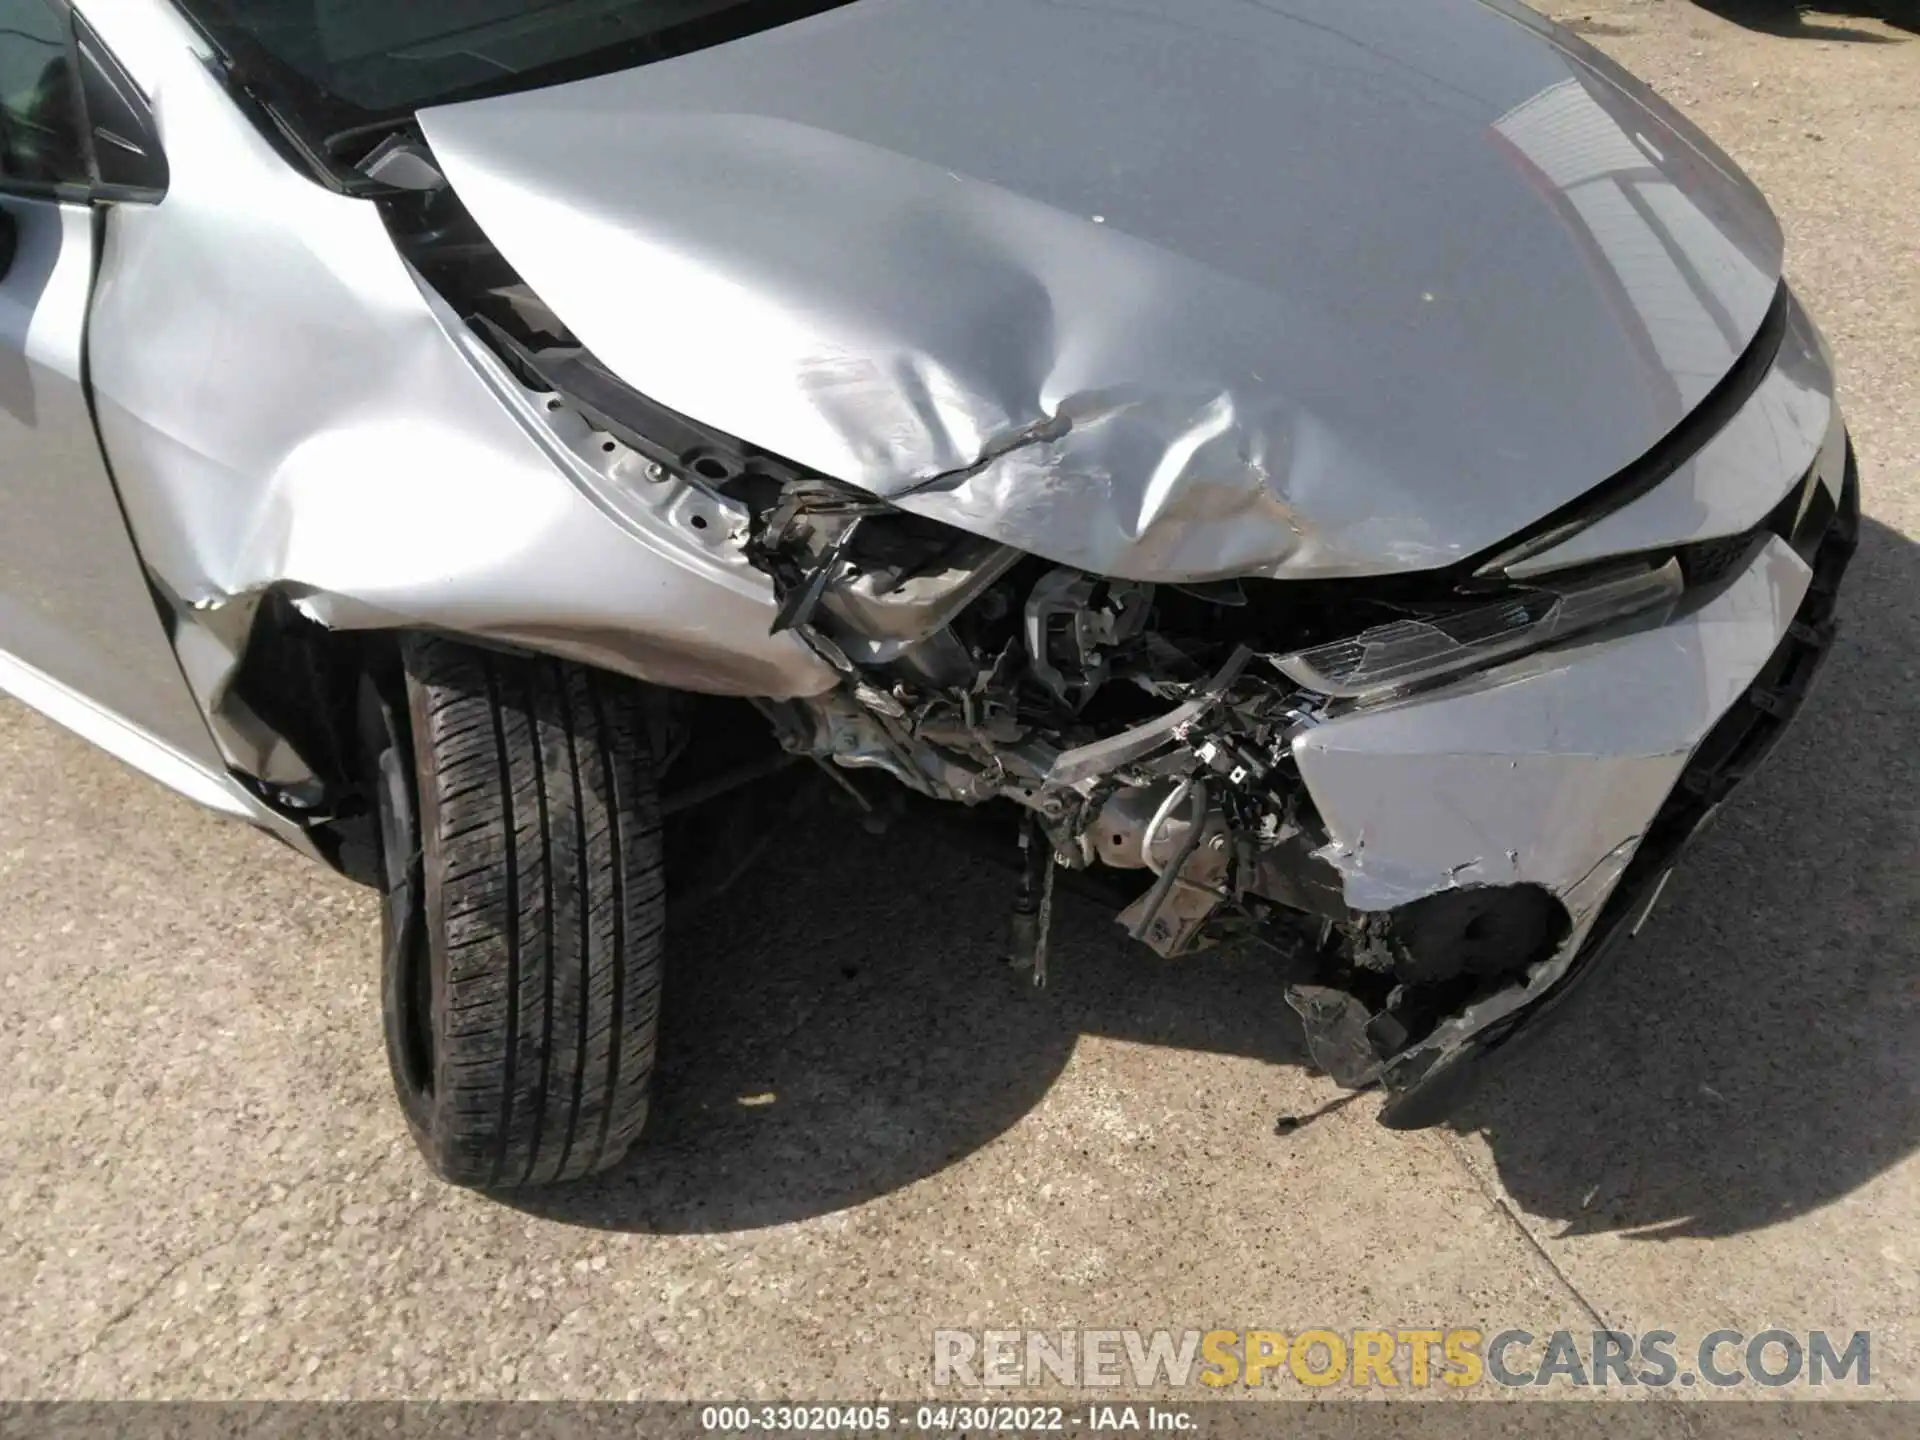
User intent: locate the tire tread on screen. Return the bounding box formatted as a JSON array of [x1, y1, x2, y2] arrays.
[[401, 635, 663, 1187]]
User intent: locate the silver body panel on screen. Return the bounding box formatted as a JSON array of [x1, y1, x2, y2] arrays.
[[1508, 288, 1843, 576], [1297, 527, 1820, 1092], [0, 193, 226, 770], [79, 0, 836, 730], [1299, 532, 1810, 918], [420, 0, 1784, 581]]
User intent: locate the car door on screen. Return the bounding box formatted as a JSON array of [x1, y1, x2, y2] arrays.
[[0, 0, 228, 784]]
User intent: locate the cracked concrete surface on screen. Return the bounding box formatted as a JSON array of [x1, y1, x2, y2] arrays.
[[2, 0, 1917, 1404]]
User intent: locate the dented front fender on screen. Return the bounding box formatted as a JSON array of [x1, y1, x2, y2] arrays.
[[85, 33, 838, 744]]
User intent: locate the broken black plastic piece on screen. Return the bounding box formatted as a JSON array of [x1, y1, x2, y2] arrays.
[[1286, 985, 1385, 1089], [769, 518, 863, 635], [1007, 815, 1056, 987]]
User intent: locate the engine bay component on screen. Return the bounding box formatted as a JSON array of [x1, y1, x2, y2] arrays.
[[1007, 815, 1058, 988], [1024, 567, 1154, 710], [732, 477, 1643, 1055]]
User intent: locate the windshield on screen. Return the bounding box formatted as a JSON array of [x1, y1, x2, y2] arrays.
[[175, 2, 856, 140]]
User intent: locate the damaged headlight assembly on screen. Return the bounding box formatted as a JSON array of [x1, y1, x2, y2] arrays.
[[1272, 558, 1685, 701]]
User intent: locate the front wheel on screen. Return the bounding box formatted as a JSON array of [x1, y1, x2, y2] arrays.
[[370, 635, 666, 1188]]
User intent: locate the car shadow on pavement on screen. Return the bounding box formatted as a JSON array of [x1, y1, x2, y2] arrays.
[[510, 515, 1919, 1242], [1688, 1, 1917, 40], [510, 800, 1311, 1234]]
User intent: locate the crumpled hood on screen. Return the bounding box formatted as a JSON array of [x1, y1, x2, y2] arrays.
[[419, 0, 1784, 582]]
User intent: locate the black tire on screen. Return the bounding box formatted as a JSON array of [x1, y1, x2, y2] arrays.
[[374, 634, 665, 1188]]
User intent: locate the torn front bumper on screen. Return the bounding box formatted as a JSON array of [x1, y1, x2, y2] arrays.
[[1315, 448, 1859, 1126]]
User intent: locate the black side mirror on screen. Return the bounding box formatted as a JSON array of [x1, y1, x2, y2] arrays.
[[74, 15, 167, 203], [0, 208, 18, 284]]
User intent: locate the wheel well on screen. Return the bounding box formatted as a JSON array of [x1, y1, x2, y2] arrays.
[[214, 593, 400, 884], [217, 599, 777, 885]]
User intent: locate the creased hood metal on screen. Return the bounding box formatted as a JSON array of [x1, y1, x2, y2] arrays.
[[418, 0, 1784, 582]]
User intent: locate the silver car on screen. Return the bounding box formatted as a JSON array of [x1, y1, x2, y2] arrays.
[[1, 0, 1857, 1187]]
